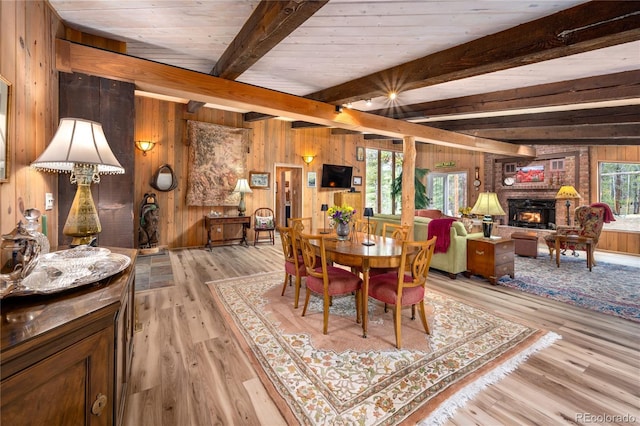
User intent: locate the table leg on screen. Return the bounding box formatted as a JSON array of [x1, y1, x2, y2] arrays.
[[555, 237, 560, 268], [241, 224, 249, 246], [362, 263, 369, 338], [587, 242, 593, 271]]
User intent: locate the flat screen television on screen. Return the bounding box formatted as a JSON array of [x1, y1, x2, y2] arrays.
[[321, 164, 353, 188]]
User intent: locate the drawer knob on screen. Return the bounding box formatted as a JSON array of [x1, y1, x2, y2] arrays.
[[91, 393, 108, 416]]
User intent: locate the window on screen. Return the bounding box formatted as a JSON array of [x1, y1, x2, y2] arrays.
[[365, 148, 403, 214], [599, 162, 640, 232], [427, 171, 468, 217], [549, 159, 565, 172]]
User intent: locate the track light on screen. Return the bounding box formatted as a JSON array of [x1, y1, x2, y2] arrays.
[[335, 105, 343, 113], [365, 99, 372, 106]]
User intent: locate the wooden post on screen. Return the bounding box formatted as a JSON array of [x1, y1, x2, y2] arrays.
[[401, 136, 416, 240]]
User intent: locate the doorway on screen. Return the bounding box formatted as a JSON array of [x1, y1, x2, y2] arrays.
[[275, 165, 303, 227]]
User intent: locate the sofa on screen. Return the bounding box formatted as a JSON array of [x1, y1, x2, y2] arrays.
[[369, 213, 484, 278]]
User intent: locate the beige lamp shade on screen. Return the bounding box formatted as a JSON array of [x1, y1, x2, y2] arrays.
[[233, 178, 253, 193], [31, 118, 124, 174], [555, 185, 581, 199], [470, 192, 506, 216]]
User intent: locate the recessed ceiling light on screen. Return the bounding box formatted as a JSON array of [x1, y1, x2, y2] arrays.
[[389, 92, 397, 100]]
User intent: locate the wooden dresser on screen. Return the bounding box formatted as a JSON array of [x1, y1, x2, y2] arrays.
[[465, 237, 514, 284], [1, 247, 137, 426]]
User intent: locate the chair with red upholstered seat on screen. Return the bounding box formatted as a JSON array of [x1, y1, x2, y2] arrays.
[[367, 236, 437, 349], [277, 225, 306, 308], [299, 232, 362, 335]]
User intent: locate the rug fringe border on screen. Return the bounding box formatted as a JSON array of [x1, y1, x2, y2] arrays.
[[416, 330, 562, 426]]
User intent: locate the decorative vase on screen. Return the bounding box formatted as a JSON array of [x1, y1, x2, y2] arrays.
[[335, 222, 350, 241]]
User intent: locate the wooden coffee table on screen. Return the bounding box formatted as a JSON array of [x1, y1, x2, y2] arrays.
[[554, 234, 594, 271]]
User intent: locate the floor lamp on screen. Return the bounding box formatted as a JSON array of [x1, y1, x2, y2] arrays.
[[31, 118, 125, 247], [471, 192, 506, 238], [320, 204, 330, 234], [555, 185, 581, 226], [362, 208, 375, 246]]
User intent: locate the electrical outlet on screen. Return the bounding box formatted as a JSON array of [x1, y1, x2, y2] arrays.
[[45, 193, 54, 210]]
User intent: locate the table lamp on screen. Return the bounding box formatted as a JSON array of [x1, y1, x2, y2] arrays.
[[31, 118, 124, 246], [233, 178, 252, 216], [555, 185, 581, 226], [320, 204, 330, 234], [470, 192, 505, 238], [362, 207, 375, 246]]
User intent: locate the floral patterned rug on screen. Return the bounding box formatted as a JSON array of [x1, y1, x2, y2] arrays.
[[498, 252, 640, 323], [207, 272, 559, 425]]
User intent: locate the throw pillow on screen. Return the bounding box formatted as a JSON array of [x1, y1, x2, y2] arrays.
[[256, 215, 274, 229]]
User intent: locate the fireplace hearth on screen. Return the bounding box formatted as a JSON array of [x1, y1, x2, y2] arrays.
[[508, 199, 556, 229]]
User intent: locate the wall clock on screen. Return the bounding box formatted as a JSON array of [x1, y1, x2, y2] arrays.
[[473, 167, 481, 189], [503, 176, 515, 186]]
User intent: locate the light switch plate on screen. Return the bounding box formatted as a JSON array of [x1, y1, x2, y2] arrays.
[[45, 193, 54, 210]]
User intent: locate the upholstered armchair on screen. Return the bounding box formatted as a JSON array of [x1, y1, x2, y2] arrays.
[[544, 205, 607, 263]]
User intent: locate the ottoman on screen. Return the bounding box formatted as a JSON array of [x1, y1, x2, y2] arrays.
[[511, 232, 539, 258]]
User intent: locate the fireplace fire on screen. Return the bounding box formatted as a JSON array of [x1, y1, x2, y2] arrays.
[[508, 199, 556, 229]]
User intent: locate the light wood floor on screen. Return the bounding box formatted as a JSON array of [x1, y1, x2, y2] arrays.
[[124, 241, 640, 426]]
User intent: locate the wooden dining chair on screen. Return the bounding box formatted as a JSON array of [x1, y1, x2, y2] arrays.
[[367, 236, 437, 349], [299, 232, 362, 335], [288, 217, 312, 233], [355, 219, 377, 235], [382, 223, 411, 240], [277, 225, 306, 308]]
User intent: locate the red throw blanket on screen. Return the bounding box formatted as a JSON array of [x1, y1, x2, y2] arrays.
[[428, 218, 457, 253], [590, 202, 616, 223]]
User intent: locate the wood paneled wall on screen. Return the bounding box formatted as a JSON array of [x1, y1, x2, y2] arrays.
[[134, 96, 485, 249], [589, 145, 640, 255], [0, 1, 61, 246]]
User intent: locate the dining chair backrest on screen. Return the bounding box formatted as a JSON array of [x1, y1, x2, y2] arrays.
[[289, 217, 312, 234], [355, 219, 377, 235], [399, 236, 437, 291], [382, 223, 411, 240], [298, 232, 325, 280], [277, 225, 296, 265]]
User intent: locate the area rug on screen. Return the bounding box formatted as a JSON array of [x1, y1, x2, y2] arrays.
[[498, 252, 640, 323], [207, 271, 560, 425]]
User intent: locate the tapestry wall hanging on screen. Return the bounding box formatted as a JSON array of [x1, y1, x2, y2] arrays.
[[186, 121, 249, 206]]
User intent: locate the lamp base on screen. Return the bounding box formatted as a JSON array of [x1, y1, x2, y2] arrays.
[[482, 215, 493, 238], [69, 235, 98, 247]]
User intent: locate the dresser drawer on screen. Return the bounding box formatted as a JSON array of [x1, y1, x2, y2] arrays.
[[495, 240, 514, 256], [496, 251, 514, 265]]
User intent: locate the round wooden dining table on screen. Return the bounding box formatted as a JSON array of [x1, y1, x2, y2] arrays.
[[310, 231, 410, 338]]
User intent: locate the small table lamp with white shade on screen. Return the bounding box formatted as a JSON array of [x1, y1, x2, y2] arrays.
[[31, 118, 125, 247], [233, 178, 252, 216], [470, 192, 506, 238]]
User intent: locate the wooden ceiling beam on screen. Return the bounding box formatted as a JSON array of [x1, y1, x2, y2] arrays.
[[187, 0, 328, 112], [427, 106, 640, 131], [56, 39, 535, 157], [461, 123, 640, 141], [503, 138, 640, 146], [378, 71, 640, 120], [307, 1, 640, 105]]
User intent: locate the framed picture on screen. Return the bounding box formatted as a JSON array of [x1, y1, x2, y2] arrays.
[[249, 171, 270, 189], [307, 171, 317, 188], [0, 76, 10, 183], [353, 176, 362, 186], [356, 146, 365, 162]]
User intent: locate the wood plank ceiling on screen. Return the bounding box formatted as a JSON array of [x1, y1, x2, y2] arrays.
[[48, 0, 640, 147]]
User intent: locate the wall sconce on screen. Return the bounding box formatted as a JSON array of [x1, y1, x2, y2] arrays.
[[302, 155, 315, 165], [135, 140, 156, 155]]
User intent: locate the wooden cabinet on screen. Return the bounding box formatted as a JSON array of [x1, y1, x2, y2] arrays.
[[334, 192, 363, 221], [204, 215, 251, 248], [1, 247, 137, 426], [465, 237, 514, 284]]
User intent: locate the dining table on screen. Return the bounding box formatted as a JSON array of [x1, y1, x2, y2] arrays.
[[309, 231, 410, 338]]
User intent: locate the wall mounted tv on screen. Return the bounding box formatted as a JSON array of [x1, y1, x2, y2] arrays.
[[321, 164, 353, 189]]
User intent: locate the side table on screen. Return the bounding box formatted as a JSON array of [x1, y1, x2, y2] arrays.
[[465, 237, 515, 284]]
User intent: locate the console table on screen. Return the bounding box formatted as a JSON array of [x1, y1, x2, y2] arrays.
[[1, 247, 137, 426], [205, 215, 251, 248]]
